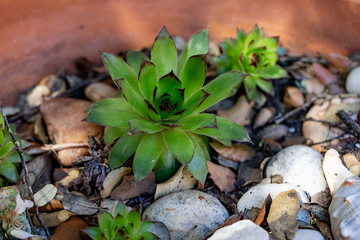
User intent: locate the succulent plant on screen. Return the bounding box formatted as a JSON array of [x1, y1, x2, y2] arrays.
[[86, 26, 250, 183], [0, 112, 29, 186], [214, 25, 287, 100], [84, 201, 156, 240]]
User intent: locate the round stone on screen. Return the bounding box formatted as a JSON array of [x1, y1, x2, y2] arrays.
[[142, 190, 229, 240], [346, 66, 360, 94]]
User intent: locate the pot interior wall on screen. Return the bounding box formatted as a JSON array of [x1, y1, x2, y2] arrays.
[[1, 0, 360, 106]]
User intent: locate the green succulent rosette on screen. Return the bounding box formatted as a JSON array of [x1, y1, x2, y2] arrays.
[[214, 25, 287, 100], [86, 26, 250, 183]]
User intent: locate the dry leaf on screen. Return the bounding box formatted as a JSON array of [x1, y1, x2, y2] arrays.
[[110, 173, 156, 200], [267, 189, 300, 240], [254, 194, 272, 225], [207, 161, 236, 193], [217, 95, 254, 126], [315, 220, 333, 240], [34, 184, 58, 207], [62, 193, 98, 215], [33, 210, 75, 227], [101, 167, 131, 198], [38, 198, 63, 212], [256, 124, 288, 140], [210, 141, 255, 163], [154, 166, 196, 200], [51, 216, 89, 240]]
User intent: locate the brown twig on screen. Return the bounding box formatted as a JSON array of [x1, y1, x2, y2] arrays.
[[8, 73, 110, 123], [336, 110, 360, 138], [306, 133, 347, 147], [1, 109, 51, 240]]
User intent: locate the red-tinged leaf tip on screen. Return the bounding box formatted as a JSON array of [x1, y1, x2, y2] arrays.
[[145, 99, 158, 114], [113, 79, 126, 100], [97, 50, 103, 55], [197, 89, 211, 108], [152, 86, 158, 103], [159, 70, 181, 83], [157, 25, 171, 39]]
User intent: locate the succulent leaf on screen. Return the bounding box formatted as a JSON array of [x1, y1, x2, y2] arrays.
[[83, 227, 103, 240], [101, 52, 140, 94], [128, 118, 163, 135], [133, 133, 164, 181], [187, 133, 208, 184], [194, 71, 249, 114], [244, 76, 257, 100], [0, 142, 15, 159], [151, 26, 177, 77], [191, 116, 250, 142], [114, 79, 149, 118], [254, 76, 274, 94], [108, 133, 143, 169], [0, 158, 18, 183], [154, 147, 176, 182], [104, 127, 128, 144], [138, 60, 158, 104], [86, 109, 142, 128], [177, 114, 217, 131], [126, 50, 150, 74], [162, 129, 194, 166], [177, 28, 209, 76], [86, 98, 132, 113], [179, 54, 206, 100]]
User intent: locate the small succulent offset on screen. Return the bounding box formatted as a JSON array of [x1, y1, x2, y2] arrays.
[[0, 113, 29, 186], [214, 25, 287, 100], [86, 26, 250, 183], [84, 201, 156, 240]]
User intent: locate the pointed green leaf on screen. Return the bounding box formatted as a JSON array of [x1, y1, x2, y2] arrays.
[[154, 147, 176, 182], [162, 129, 194, 165], [86, 109, 143, 128], [0, 142, 15, 159], [244, 76, 257, 100], [108, 133, 144, 168], [126, 50, 150, 74], [111, 216, 126, 236], [133, 133, 164, 181], [101, 52, 140, 94], [104, 127, 128, 144], [193, 71, 249, 114], [4, 151, 29, 163], [190, 116, 251, 142], [0, 158, 18, 183], [114, 79, 149, 117], [214, 138, 232, 147], [177, 29, 209, 76], [256, 37, 277, 51], [177, 114, 217, 131], [257, 65, 287, 79], [114, 201, 129, 217], [83, 227, 103, 240], [128, 118, 163, 135], [180, 54, 206, 100], [157, 71, 183, 97], [98, 211, 114, 233], [254, 77, 274, 94], [179, 89, 209, 118], [138, 60, 158, 103], [87, 98, 132, 112], [187, 133, 208, 184], [138, 221, 154, 235], [127, 210, 141, 231], [245, 25, 261, 50], [151, 26, 177, 77]]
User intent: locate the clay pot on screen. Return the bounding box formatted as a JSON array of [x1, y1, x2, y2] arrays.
[[1, 0, 360, 106]]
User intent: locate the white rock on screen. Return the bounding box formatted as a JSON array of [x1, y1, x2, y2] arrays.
[[269, 229, 324, 240], [142, 190, 229, 240], [84, 82, 118, 102], [208, 220, 269, 240], [264, 145, 327, 198], [346, 66, 360, 94], [237, 183, 309, 213]]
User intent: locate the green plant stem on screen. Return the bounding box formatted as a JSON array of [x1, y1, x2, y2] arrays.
[[1, 109, 51, 240]]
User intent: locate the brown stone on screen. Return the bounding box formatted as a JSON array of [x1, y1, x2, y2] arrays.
[[40, 98, 103, 166], [51, 216, 89, 240]]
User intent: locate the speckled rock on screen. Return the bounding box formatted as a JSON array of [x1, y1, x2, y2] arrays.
[[40, 98, 103, 166], [142, 190, 229, 240], [208, 220, 269, 240], [237, 183, 309, 213], [264, 145, 329, 205]]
